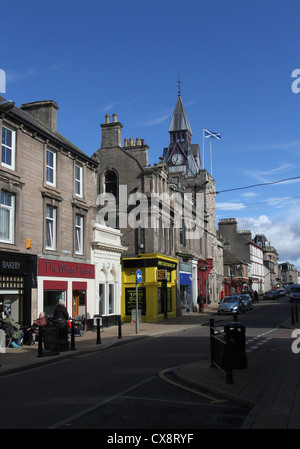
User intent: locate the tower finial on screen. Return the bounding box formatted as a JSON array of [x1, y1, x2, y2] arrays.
[[177, 75, 182, 95]]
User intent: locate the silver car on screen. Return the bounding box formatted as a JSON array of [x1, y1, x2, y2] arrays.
[[239, 294, 253, 311], [217, 295, 246, 315]]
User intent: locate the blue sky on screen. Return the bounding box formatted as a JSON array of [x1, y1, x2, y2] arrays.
[[2, 0, 300, 269]]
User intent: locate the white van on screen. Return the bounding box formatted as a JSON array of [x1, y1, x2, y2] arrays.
[[289, 284, 300, 302]]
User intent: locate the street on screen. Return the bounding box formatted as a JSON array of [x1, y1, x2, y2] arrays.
[[0, 297, 294, 431]]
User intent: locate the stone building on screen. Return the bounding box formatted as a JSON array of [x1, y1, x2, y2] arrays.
[[163, 91, 223, 307], [279, 262, 298, 285], [253, 234, 279, 291], [93, 90, 223, 318], [93, 114, 180, 321], [0, 96, 125, 328], [218, 218, 264, 294]]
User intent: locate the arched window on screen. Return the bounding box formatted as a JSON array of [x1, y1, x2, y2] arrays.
[[104, 170, 118, 200]]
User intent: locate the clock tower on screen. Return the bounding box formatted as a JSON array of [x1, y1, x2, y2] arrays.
[[163, 88, 200, 179]]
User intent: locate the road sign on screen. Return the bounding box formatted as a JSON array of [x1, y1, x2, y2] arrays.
[[136, 269, 142, 283]]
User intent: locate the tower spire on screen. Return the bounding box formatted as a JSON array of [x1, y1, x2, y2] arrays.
[[177, 75, 182, 96]]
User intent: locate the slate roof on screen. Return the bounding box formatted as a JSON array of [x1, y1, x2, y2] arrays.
[[168, 94, 193, 135], [0, 95, 98, 167]]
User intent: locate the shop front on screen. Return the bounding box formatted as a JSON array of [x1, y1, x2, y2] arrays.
[[0, 251, 37, 326], [38, 258, 95, 328], [197, 258, 213, 306], [122, 254, 177, 322]]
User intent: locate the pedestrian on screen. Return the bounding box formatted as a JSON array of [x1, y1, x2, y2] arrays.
[[0, 313, 24, 348], [52, 299, 69, 326], [197, 293, 205, 313], [52, 299, 70, 351], [254, 290, 259, 303], [26, 312, 47, 345]]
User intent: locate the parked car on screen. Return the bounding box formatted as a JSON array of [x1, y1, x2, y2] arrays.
[[239, 293, 253, 311], [264, 290, 278, 300], [217, 295, 246, 315], [289, 284, 300, 302], [277, 288, 287, 297]]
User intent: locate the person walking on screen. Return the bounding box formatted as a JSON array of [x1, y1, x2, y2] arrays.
[[197, 293, 205, 313]]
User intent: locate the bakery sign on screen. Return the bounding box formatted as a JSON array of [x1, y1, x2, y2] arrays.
[[39, 259, 95, 279]]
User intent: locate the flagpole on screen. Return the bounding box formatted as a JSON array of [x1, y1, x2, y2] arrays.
[[210, 140, 213, 177], [202, 129, 205, 169]]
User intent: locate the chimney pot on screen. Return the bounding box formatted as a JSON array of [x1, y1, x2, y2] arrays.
[[112, 113, 118, 123], [105, 114, 110, 124]]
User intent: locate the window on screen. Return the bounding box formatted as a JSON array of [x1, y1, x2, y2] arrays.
[[75, 214, 83, 254], [46, 149, 56, 187], [108, 284, 115, 314], [0, 191, 15, 243], [75, 164, 83, 197], [2, 125, 15, 170], [104, 170, 118, 198], [99, 283, 106, 315], [44, 290, 66, 317], [46, 205, 56, 250]]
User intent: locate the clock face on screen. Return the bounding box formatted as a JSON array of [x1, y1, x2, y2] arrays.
[[171, 153, 184, 165]]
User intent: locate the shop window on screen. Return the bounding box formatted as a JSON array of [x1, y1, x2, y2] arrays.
[[0, 274, 24, 322], [98, 283, 115, 315], [108, 283, 115, 314], [158, 286, 172, 314], [0, 191, 15, 243], [99, 283, 106, 315], [44, 290, 66, 317]]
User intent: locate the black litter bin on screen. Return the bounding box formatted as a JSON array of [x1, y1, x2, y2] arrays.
[[223, 321, 247, 369]]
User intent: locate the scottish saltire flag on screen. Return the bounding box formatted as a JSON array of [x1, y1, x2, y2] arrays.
[[203, 129, 221, 140]]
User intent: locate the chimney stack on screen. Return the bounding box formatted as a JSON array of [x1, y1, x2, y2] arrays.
[[21, 100, 59, 132]]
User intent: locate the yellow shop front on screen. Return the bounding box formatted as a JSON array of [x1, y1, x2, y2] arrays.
[[122, 254, 178, 322]]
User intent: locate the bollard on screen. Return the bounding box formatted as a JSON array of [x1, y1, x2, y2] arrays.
[[209, 319, 215, 368], [70, 320, 76, 350], [291, 307, 295, 325], [96, 318, 101, 344], [37, 325, 43, 358], [224, 325, 234, 384], [118, 315, 122, 339], [295, 305, 299, 323]]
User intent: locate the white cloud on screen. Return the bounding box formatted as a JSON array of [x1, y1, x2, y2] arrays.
[[143, 111, 172, 126], [216, 202, 246, 211], [241, 192, 258, 198], [244, 163, 296, 183], [101, 101, 118, 112]]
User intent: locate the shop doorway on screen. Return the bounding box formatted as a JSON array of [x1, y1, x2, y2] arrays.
[[72, 290, 86, 320]]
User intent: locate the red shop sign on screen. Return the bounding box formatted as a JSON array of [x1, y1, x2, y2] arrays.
[[39, 259, 95, 279]]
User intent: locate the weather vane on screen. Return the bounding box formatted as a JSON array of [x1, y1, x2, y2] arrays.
[[177, 75, 182, 95]]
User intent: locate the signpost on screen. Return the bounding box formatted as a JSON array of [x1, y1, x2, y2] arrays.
[[135, 269, 142, 334]]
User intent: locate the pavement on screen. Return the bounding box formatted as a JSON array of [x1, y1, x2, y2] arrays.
[[1, 302, 300, 429]]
